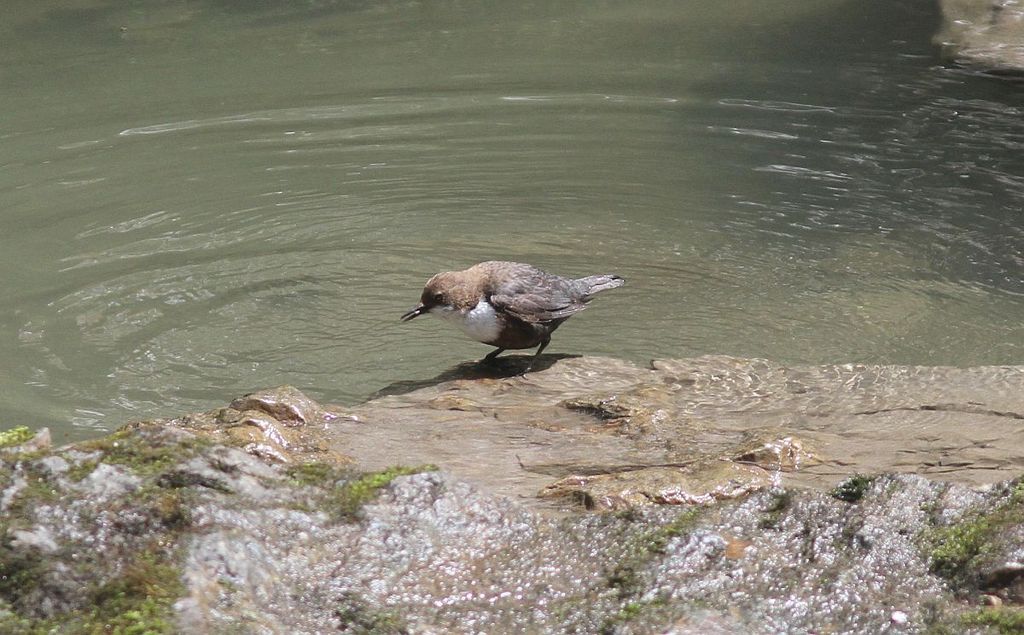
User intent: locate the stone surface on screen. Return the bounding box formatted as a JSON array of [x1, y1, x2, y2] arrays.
[[335, 355, 1024, 509], [126, 384, 353, 467], [936, 0, 1024, 73], [0, 427, 51, 457], [0, 423, 1022, 633], [539, 461, 771, 511], [1, 355, 1023, 632]]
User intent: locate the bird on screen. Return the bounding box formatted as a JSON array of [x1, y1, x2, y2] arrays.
[[401, 261, 624, 372]]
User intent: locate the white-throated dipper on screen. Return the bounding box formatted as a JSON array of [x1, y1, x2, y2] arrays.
[[401, 261, 624, 372]]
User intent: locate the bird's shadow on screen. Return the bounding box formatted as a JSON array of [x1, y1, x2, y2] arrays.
[[371, 353, 578, 400]]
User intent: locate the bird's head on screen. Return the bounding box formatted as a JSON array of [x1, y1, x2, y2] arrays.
[[400, 272, 461, 322]]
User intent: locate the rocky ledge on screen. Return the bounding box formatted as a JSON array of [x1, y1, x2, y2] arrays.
[[2, 355, 1023, 633]]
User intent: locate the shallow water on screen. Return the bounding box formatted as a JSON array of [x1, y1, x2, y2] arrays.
[[336, 355, 1024, 505], [2, 0, 1022, 441]]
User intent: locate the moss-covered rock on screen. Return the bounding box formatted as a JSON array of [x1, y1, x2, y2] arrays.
[[0, 427, 34, 449], [3, 379, 1024, 633], [831, 474, 876, 503], [959, 607, 1024, 634], [926, 477, 1024, 604], [0, 423, 436, 633]]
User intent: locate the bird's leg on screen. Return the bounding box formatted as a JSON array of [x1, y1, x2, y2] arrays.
[[521, 338, 550, 374], [481, 347, 506, 364]]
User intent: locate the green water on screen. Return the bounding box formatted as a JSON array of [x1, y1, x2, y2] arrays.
[[2, 0, 1021, 441]]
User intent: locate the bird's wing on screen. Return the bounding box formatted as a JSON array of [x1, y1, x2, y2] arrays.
[[489, 274, 588, 324], [490, 293, 588, 323]]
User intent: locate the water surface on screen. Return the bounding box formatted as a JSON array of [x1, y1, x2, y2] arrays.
[[1, 0, 1021, 441]]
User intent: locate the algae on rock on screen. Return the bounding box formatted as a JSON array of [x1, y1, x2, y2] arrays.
[[1, 362, 1023, 632]]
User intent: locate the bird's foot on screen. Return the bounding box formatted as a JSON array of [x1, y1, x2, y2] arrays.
[[480, 347, 505, 365]]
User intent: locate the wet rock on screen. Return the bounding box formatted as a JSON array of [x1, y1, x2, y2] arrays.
[[34, 455, 69, 478], [0, 476, 28, 513], [539, 461, 771, 511], [73, 463, 142, 499], [730, 432, 819, 472], [425, 393, 482, 411], [930, 479, 1024, 604], [982, 562, 1024, 602], [129, 385, 353, 466], [561, 388, 674, 437], [177, 529, 286, 633], [229, 385, 331, 426], [9, 526, 59, 554], [1, 417, 1024, 632], [161, 446, 280, 500], [3, 355, 1024, 632], [336, 355, 1024, 507], [936, 0, 1024, 74], [0, 427, 51, 456]]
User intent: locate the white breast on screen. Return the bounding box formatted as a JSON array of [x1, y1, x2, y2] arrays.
[[435, 298, 501, 344]]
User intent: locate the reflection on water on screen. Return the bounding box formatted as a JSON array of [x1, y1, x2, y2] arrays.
[[0, 0, 1021, 440]]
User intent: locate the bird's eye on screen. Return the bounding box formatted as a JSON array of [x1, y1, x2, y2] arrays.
[[432, 293, 444, 303]]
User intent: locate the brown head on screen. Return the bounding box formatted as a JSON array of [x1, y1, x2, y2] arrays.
[[400, 270, 482, 322]]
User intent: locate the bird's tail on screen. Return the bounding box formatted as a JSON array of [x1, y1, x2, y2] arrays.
[[575, 274, 625, 298]]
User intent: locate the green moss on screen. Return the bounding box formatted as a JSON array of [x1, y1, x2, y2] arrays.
[[605, 508, 703, 605], [929, 516, 993, 579], [0, 445, 432, 632], [284, 463, 438, 520], [285, 461, 343, 487], [77, 430, 210, 477], [334, 589, 410, 633], [0, 427, 34, 449], [155, 469, 230, 493], [148, 489, 193, 531], [0, 547, 187, 635], [618, 601, 648, 620], [2, 469, 61, 521], [65, 459, 99, 483], [1010, 479, 1024, 505], [0, 547, 48, 609], [599, 597, 669, 634], [0, 474, 67, 620], [81, 552, 185, 635], [927, 479, 1024, 585], [831, 474, 875, 503], [960, 607, 1024, 634], [612, 507, 642, 523], [329, 465, 437, 520], [760, 490, 794, 529], [648, 509, 701, 554], [0, 437, 196, 634], [606, 560, 640, 595], [334, 601, 406, 634], [0, 615, 35, 635]]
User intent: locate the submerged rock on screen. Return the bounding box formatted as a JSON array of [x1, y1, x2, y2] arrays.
[[539, 461, 771, 511], [337, 355, 1024, 507]]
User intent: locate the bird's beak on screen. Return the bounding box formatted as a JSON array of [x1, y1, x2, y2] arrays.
[[400, 304, 426, 322]]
